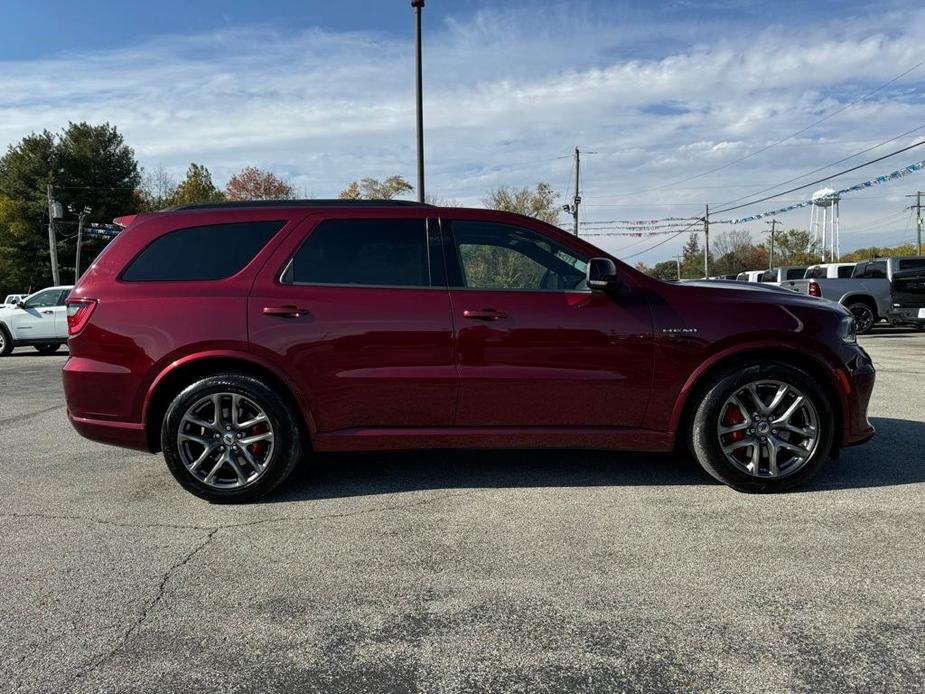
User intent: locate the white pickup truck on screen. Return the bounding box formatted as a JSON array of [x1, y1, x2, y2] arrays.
[[0, 285, 73, 356]]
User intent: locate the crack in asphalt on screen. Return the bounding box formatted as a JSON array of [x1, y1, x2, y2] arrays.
[[0, 512, 213, 532], [58, 488, 480, 689], [0, 403, 66, 427]]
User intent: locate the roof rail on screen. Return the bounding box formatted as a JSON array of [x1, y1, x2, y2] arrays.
[[164, 199, 432, 212]]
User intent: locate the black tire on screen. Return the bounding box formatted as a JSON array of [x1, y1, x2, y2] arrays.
[[846, 301, 876, 334], [34, 343, 61, 355], [0, 326, 11, 357], [161, 373, 304, 503], [689, 361, 834, 493]]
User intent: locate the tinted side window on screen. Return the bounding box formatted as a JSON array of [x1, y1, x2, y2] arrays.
[[786, 268, 806, 280], [122, 221, 284, 282], [863, 261, 887, 279], [837, 265, 854, 278], [759, 271, 776, 283], [449, 221, 588, 291], [284, 219, 429, 287], [24, 289, 62, 308], [898, 258, 925, 270], [806, 267, 824, 279]]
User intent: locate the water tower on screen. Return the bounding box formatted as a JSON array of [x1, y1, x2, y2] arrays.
[[809, 188, 840, 261]]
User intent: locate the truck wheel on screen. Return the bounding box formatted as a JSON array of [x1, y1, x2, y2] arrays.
[[34, 343, 61, 355], [690, 362, 834, 492], [161, 373, 304, 503], [846, 302, 876, 334], [0, 326, 12, 356]]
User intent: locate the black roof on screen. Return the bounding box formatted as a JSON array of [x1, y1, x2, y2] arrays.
[[165, 199, 432, 212]]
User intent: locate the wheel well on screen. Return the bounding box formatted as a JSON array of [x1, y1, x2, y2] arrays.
[[675, 349, 843, 456], [841, 294, 877, 319], [145, 357, 309, 452]]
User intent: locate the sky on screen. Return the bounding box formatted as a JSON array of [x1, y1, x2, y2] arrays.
[[1, 0, 924, 265]]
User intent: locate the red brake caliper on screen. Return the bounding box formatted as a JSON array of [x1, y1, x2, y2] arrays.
[[722, 405, 746, 444]]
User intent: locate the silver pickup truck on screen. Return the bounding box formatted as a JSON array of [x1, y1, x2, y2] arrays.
[[786, 256, 925, 333]]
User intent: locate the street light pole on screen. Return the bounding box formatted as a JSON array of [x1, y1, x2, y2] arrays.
[[74, 206, 91, 281], [411, 0, 426, 203]]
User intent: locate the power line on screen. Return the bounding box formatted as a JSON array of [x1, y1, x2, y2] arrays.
[[615, 58, 925, 198], [712, 140, 925, 215], [716, 124, 925, 208], [621, 219, 703, 260]]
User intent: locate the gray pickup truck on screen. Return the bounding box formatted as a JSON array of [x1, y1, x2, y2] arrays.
[[786, 256, 925, 333]]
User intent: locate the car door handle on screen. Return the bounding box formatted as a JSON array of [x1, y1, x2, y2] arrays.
[[463, 308, 508, 321], [42, 310, 54, 315], [263, 305, 309, 317]]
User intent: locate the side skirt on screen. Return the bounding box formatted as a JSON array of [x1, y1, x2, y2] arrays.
[[313, 426, 675, 453]]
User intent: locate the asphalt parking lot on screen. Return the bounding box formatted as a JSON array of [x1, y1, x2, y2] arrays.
[[1, 331, 923, 694]]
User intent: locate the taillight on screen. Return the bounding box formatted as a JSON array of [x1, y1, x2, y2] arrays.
[[66, 298, 98, 335], [808, 281, 821, 297]]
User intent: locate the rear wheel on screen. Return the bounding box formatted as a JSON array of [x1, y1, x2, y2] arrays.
[[162, 374, 304, 503], [34, 343, 60, 355], [690, 362, 834, 492], [846, 301, 876, 334], [0, 326, 11, 356]]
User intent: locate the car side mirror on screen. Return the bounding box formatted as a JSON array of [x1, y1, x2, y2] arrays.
[[587, 257, 618, 290], [16, 300, 25, 309]]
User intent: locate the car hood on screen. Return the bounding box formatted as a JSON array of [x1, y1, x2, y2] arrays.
[[675, 279, 796, 293]]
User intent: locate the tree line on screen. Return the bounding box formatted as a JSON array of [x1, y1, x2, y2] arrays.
[[0, 122, 563, 296]]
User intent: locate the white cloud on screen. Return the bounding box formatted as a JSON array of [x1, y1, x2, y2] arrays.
[[0, 4, 923, 262]]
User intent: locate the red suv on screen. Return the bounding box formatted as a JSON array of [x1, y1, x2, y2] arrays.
[[63, 201, 875, 501]]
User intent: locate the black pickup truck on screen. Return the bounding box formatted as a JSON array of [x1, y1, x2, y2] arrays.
[[889, 267, 925, 328]]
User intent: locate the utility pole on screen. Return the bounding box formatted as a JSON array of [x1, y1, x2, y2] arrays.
[[73, 206, 91, 281], [46, 184, 60, 286], [676, 254, 682, 280], [572, 147, 581, 235], [766, 218, 779, 270], [907, 192, 923, 256], [703, 204, 710, 278], [411, 0, 426, 203]]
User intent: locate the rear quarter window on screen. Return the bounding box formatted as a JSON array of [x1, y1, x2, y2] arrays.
[[786, 268, 807, 280], [898, 258, 925, 271], [837, 265, 854, 278], [121, 221, 284, 282]]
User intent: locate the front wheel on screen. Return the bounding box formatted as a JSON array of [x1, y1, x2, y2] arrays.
[[690, 362, 834, 492], [161, 373, 304, 503], [0, 327, 11, 356], [34, 343, 61, 355]]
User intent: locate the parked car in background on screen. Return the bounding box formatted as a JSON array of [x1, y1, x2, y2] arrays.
[[760, 266, 809, 286], [736, 270, 765, 282], [802, 263, 857, 280], [788, 256, 925, 333], [3, 294, 25, 307], [63, 200, 874, 502], [0, 286, 73, 356], [888, 264, 925, 329]]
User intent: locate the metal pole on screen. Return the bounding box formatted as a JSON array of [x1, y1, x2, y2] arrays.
[[703, 204, 710, 278], [917, 192, 923, 256], [75, 209, 87, 281], [676, 255, 681, 280], [767, 219, 777, 270], [412, 0, 425, 203], [46, 184, 60, 286], [573, 147, 580, 235]]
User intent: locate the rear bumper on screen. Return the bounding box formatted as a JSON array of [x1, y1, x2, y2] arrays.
[[887, 307, 925, 325], [67, 409, 151, 452]]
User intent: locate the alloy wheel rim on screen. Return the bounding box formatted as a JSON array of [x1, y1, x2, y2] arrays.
[[851, 305, 874, 333], [717, 379, 819, 479], [177, 392, 275, 490]]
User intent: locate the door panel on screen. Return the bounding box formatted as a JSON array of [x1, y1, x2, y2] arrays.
[[443, 218, 654, 428], [452, 289, 654, 427], [248, 215, 457, 433], [10, 289, 63, 339]]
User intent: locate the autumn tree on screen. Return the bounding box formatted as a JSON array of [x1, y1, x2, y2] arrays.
[[338, 176, 413, 200], [171, 163, 224, 206], [224, 166, 295, 201], [137, 166, 177, 212], [483, 182, 559, 225]]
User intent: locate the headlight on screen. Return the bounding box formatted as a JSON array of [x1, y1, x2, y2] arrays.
[[839, 315, 857, 344]]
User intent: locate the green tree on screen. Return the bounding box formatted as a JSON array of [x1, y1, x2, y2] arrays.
[[0, 122, 140, 293], [483, 182, 559, 225], [171, 163, 224, 206], [338, 175, 413, 200]]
